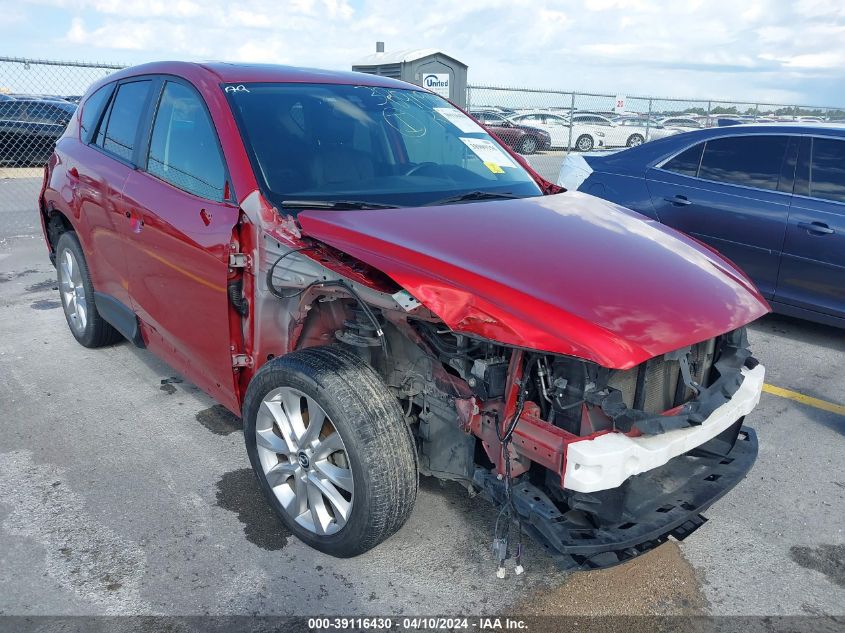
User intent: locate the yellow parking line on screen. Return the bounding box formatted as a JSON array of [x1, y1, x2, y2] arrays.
[[762, 383, 845, 416]]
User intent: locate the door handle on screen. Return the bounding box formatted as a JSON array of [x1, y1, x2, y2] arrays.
[[797, 221, 834, 235], [664, 195, 692, 206]]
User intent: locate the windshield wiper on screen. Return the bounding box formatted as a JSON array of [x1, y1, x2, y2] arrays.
[[426, 190, 520, 206], [280, 199, 398, 210]]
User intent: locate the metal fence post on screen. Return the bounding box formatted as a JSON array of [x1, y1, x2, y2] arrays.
[[646, 98, 652, 140], [466, 85, 471, 111], [567, 92, 575, 151]]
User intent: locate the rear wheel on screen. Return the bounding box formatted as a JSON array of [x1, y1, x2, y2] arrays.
[[626, 133, 645, 147], [576, 134, 594, 152], [519, 135, 538, 154], [243, 346, 418, 557], [56, 232, 122, 348]]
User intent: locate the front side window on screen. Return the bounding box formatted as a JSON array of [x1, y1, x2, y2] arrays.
[[225, 83, 541, 208], [697, 135, 790, 191], [809, 137, 845, 204], [146, 81, 226, 201], [96, 80, 152, 161]]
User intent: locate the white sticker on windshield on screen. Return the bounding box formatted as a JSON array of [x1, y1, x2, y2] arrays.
[[459, 137, 516, 168], [434, 107, 486, 134]]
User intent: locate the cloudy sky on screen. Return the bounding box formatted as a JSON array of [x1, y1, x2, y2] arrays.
[[2, 0, 844, 106]]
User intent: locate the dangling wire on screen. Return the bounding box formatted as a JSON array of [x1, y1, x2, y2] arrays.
[[493, 363, 530, 575], [266, 244, 389, 359]]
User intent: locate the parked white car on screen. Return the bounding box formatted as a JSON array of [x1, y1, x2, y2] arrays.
[[507, 111, 603, 150], [659, 116, 707, 131], [614, 117, 680, 141]]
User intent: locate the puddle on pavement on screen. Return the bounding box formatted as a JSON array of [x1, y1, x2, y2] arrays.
[[196, 404, 242, 435], [791, 543, 845, 588], [215, 468, 289, 551], [25, 278, 57, 292], [30, 299, 61, 310], [0, 269, 38, 283], [159, 376, 182, 395]]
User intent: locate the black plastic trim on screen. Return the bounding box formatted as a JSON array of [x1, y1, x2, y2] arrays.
[[474, 425, 758, 570], [93, 292, 145, 348]]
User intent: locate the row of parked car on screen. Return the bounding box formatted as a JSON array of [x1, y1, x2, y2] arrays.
[[471, 106, 841, 155], [0, 94, 79, 166]]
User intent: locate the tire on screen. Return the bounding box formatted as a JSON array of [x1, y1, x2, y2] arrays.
[[626, 133, 645, 147], [518, 135, 538, 155], [56, 232, 123, 348], [243, 345, 418, 557], [575, 134, 594, 152]]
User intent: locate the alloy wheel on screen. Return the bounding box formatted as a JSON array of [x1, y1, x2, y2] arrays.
[[255, 387, 354, 535], [521, 136, 538, 154], [59, 248, 87, 334]]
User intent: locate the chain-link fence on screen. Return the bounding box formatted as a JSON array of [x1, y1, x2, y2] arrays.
[[467, 84, 845, 181], [0, 57, 124, 239], [3, 55, 845, 237]]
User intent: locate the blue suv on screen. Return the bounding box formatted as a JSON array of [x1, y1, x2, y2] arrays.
[[558, 124, 845, 328]]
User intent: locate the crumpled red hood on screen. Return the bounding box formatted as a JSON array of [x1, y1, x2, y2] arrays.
[[298, 192, 770, 369]]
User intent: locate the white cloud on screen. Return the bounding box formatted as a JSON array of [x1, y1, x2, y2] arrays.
[[8, 0, 845, 105]]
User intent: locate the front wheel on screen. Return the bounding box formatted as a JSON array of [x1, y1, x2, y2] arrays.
[[243, 346, 418, 557], [575, 134, 594, 152]]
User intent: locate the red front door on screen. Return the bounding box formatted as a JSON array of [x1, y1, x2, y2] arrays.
[[120, 79, 241, 411]]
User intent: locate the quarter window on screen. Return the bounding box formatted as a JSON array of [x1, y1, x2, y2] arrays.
[[809, 137, 845, 203], [147, 81, 226, 201], [80, 84, 113, 142], [663, 143, 704, 177], [96, 80, 152, 161]]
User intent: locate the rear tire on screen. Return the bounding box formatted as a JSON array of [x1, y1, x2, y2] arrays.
[[243, 345, 418, 557], [626, 133, 645, 147], [576, 134, 594, 152], [56, 232, 122, 348]]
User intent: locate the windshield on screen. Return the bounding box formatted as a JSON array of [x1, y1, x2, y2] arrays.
[[224, 83, 542, 208]]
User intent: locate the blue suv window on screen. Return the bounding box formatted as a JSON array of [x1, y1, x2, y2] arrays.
[[809, 137, 845, 204], [697, 135, 789, 191]]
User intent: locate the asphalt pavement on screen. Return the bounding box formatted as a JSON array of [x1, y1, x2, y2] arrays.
[[0, 164, 843, 619]]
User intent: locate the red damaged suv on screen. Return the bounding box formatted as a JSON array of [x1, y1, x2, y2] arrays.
[[39, 62, 769, 570]]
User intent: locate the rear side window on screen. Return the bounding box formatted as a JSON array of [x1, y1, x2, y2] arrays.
[[663, 143, 704, 177], [80, 84, 113, 142], [809, 137, 845, 203], [0, 102, 23, 121], [96, 80, 152, 161], [697, 135, 789, 191], [146, 81, 226, 201]]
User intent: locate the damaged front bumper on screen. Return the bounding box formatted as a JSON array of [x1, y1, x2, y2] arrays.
[[565, 363, 765, 492], [474, 422, 758, 570]]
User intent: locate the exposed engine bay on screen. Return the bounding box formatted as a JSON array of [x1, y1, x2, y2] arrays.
[[233, 214, 764, 570]]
